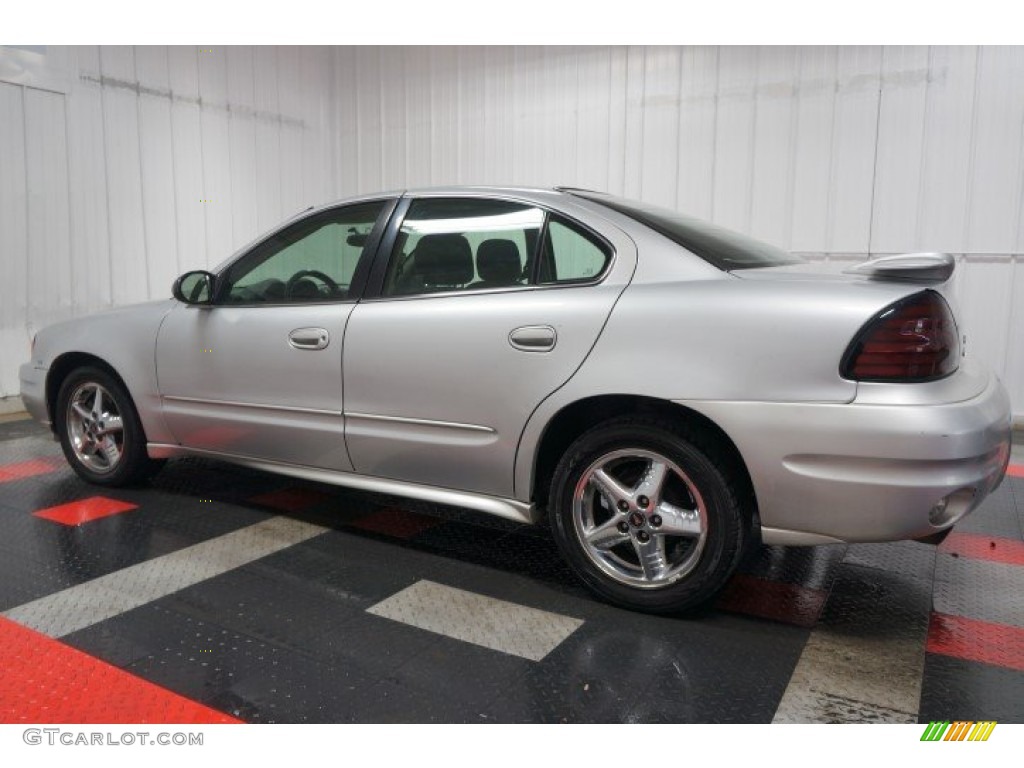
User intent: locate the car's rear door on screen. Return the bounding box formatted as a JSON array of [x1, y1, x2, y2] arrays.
[[342, 192, 636, 499], [155, 198, 395, 470]]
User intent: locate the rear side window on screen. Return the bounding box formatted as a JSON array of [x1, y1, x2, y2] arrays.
[[383, 198, 544, 297], [570, 191, 802, 271], [381, 198, 613, 297], [539, 215, 611, 284]]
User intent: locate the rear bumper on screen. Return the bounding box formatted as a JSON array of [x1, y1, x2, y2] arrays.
[[676, 372, 1012, 544], [18, 362, 50, 427]]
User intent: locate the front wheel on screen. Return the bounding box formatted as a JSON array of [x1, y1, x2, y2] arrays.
[[56, 366, 163, 486], [549, 417, 748, 614]]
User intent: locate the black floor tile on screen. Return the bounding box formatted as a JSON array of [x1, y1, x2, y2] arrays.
[[955, 483, 1022, 540], [373, 639, 532, 721], [66, 599, 431, 723], [355, 675, 484, 723], [919, 654, 1024, 723], [842, 540, 937, 583], [1010, 479, 1024, 538], [0, 418, 49, 442], [815, 563, 932, 641], [484, 614, 806, 723], [403, 521, 518, 568], [737, 543, 848, 591], [242, 532, 425, 609]]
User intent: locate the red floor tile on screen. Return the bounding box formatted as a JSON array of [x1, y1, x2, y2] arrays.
[[350, 508, 442, 540], [247, 487, 331, 513], [939, 531, 1024, 567], [33, 497, 138, 526], [927, 612, 1024, 673], [0, 616, 241, 724], [1006, 463, 1024, 479], [716, 574, 828, 628], [0, 457, 61, 484]]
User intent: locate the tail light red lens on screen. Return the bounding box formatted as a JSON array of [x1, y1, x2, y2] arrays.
[[841, 290, 959, 382]]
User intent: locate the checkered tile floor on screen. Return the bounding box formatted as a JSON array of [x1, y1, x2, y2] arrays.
[[0, 418, 1022, 723]]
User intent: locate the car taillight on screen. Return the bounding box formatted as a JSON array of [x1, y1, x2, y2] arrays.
[[841, 290, 959, 382]]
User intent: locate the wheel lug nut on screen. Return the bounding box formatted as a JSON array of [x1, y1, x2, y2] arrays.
[[637, 495, 649, 508], [637, 531, 650, 543], [650, 515, 662, 527], [617, 522, 629, 533], [617, 500, 629, 513]]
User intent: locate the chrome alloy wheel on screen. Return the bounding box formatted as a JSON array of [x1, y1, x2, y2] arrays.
[[572, 449, 709, 589], [66, 382, 125, 474]]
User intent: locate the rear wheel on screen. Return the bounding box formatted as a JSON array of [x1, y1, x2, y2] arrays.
[[549, 417, 748, 613], [56, 366, 163, 486]]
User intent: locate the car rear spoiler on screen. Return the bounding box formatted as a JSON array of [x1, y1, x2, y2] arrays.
[[843, 252, 955, 283]]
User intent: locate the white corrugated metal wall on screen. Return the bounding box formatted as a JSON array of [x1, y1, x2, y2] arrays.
[[2, 45, 1023, 419]]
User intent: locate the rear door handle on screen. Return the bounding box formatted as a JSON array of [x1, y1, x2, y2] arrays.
[[509, 325, 557, 352], [288, 327, 330, 351]]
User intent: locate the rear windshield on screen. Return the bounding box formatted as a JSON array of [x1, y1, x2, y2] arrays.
[[570, 191, 803, 271]]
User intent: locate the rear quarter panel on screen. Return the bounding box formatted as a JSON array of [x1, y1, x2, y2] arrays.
[[514, 273, 923, 499]]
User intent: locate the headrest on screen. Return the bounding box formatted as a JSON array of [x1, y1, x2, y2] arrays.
[[477, 239, 522, 284], [413, 234, 474, 286]]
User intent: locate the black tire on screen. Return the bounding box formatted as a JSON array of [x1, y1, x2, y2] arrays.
[[548, 416, 749, 614], [55, 365, 163, 486]]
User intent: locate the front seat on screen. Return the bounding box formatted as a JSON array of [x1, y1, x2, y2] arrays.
[[474, 239, 523, 289], [395, 233, 474, 294]]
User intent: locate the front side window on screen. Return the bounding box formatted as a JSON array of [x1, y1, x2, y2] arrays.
[[221, 201, 386, 304]]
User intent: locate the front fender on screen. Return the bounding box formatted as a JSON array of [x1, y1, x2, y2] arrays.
[[31, 300, 177, 444]]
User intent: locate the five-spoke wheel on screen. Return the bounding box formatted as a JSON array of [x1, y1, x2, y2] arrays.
[[56, 366, 163, 486], [66, 382, 125, 474], [550, 417, 748, 614], [573, 449, 709, 589]]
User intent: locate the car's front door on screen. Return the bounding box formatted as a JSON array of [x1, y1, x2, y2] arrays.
[[155, 199, 393, 470], [342, 195, 637, 499]]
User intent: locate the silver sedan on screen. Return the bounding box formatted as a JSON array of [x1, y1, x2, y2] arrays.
[[19, 187, 1012, 613]]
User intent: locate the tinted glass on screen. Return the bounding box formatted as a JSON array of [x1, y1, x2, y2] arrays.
[[383, 198, 544, 297], [222, 201, 385, 304], [571, 191, 803, 270], [541, 216, 611, 283]]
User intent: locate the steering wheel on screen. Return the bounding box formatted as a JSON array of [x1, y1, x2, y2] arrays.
[[285, 270, 341, 298]]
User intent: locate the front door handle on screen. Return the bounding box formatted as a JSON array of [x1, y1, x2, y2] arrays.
[[288, 327, 330, 351], [509, 325, 557, 352]]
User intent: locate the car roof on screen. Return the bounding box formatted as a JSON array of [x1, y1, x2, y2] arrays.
[[404, 184, 560, 196], [315, 185, 577, 210]]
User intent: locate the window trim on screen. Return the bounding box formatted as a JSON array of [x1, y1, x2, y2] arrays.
[[210, 197, 399, 308], [361, 194, 616, 302]]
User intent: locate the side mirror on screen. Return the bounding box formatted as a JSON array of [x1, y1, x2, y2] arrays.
[[346, 228, 368, 248], [172, 270, 216, 305]]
